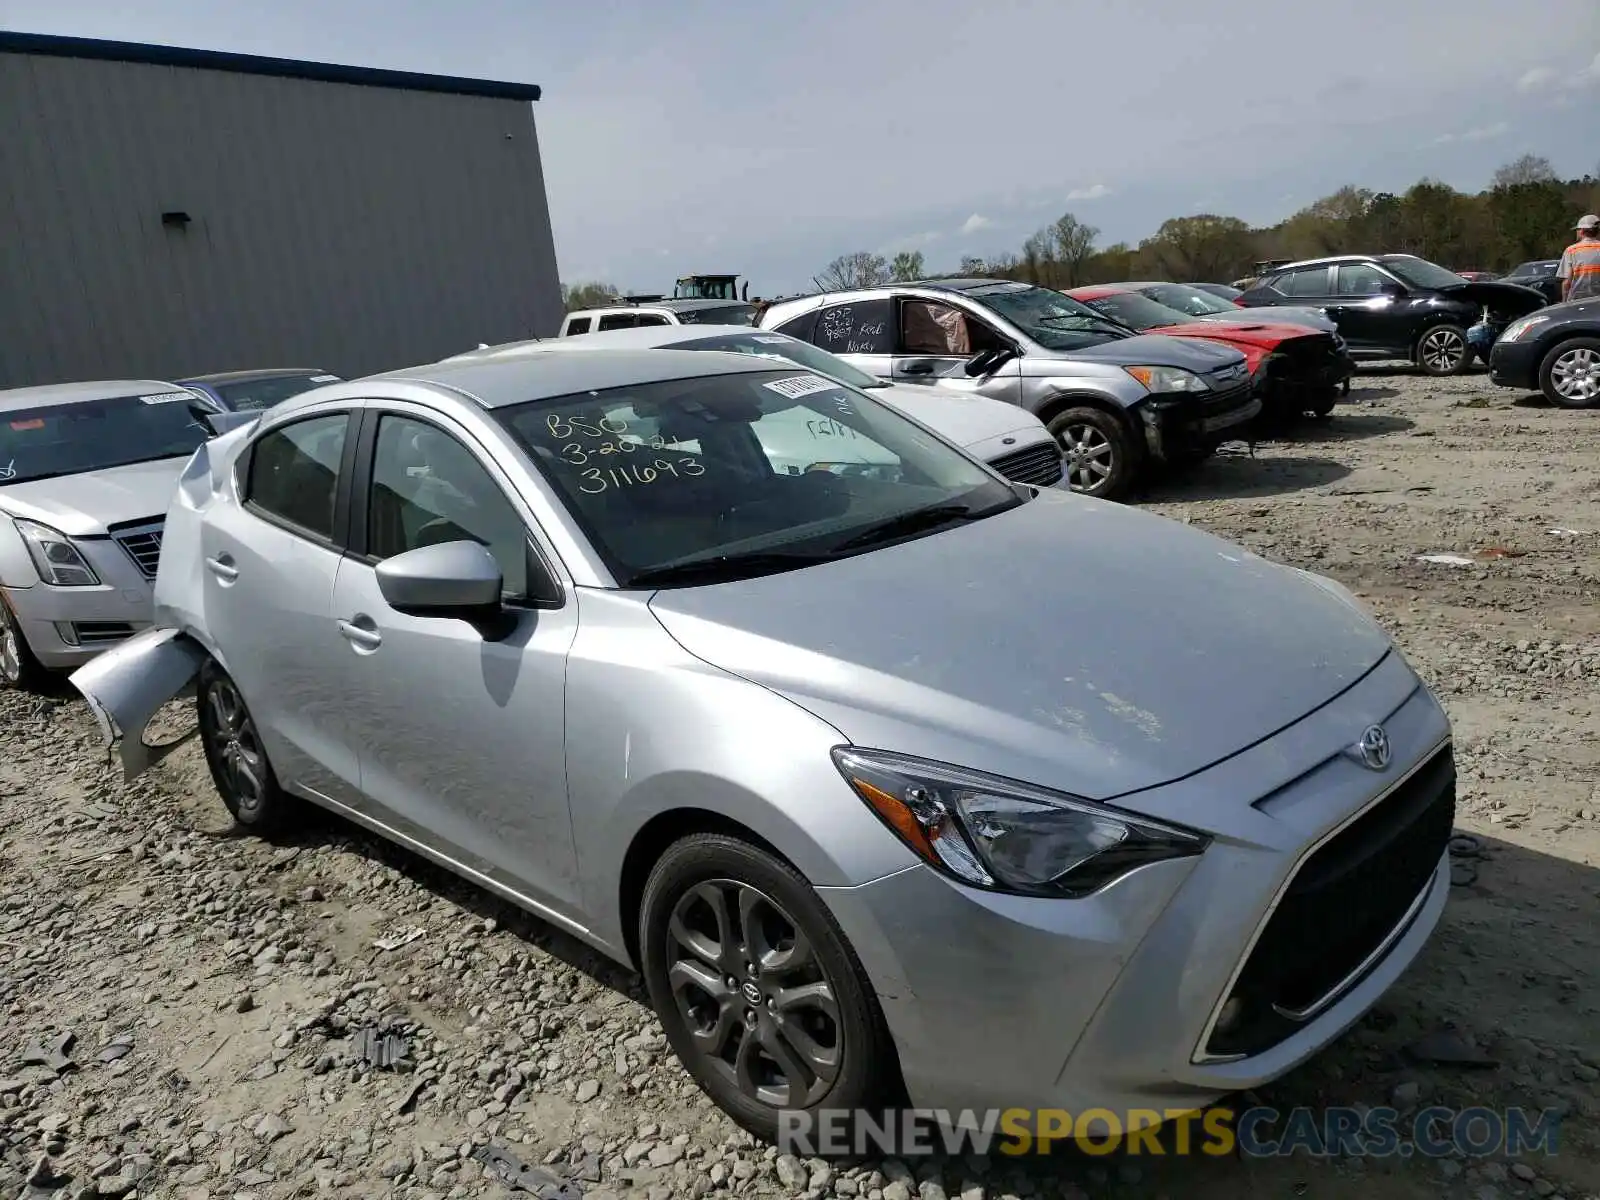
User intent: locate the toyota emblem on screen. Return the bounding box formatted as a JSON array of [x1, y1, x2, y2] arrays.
[[741, 981, 762, 1006], [1356, 724, 1391, 771]]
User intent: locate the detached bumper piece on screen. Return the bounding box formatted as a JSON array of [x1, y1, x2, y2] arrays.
[[68, 626, 206, 781], [1205, 744, 1457, 1059], [1141, 384, 1261, 461]]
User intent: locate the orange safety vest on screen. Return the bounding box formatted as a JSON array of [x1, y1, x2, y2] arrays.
[[1559, 239, 1600, 299]]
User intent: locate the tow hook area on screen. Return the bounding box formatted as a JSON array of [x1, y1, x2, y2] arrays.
[[68, 627, 206, 781]]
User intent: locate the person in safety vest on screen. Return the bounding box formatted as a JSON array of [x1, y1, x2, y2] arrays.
[[1557, 214, 1600, 302]]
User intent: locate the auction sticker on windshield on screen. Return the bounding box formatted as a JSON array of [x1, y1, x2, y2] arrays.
[[763, 374, 839, 400], [310, 374, 339, 383], [139, 391, 195, 405]]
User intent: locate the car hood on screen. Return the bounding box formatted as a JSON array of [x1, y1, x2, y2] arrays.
[[1441, 281, 1546, 316], [0, 456, 190, 537], [1043, 331, 1247, 373], [1194, 306, 1336, 333], [1147, 322, 1327, 351], [647, 489, 1392, 800], [864, 383, 1048, 451]]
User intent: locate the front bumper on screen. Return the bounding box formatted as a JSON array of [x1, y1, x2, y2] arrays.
[[819, 651, 1453, 1115], [1488, 338, 1540, 391], [1139, 384, 1261, 460], [1255, 348, 1356, 412], [3, 537, 157, 669]]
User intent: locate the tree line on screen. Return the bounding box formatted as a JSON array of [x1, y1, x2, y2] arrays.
[[558, 156, 1600, 308], [813, 155, 1600, 292]]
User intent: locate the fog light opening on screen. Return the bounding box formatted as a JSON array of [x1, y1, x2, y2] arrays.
[[1215, 995, 1246, 1036]]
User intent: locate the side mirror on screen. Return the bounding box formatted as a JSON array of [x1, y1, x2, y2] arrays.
[[964, 344, 1018, 377], [188, 401, 257, 438], [376, 540, 503, 617], [1380, 282, 1406, 298]]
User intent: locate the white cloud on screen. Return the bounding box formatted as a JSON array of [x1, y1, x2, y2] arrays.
[[1432, 121, 1509, 145], [1517, 65, 1557, 91], [1570, 50, 1600, 86], [1065, 183, 1112, 202], [959, 213, 993, 235]]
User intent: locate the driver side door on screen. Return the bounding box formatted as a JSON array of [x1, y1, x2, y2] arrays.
[[892, 298, 1023, 405]]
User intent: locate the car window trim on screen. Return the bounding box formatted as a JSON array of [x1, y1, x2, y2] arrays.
[[346, 404, 567, 611], [239, 409, 359, 551]]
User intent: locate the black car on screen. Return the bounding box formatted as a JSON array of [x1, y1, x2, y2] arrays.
[[179, 368, 343, 412], [1499, 260, 1563, 305], [1488, 297, 1600, 408], [1236, 254, 1546, 376]]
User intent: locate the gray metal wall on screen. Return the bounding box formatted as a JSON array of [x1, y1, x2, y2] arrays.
[[0, 52, 563, 388]]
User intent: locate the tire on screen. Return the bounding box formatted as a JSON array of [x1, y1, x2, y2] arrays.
[[1047, 406, 1136, 500], [1307, 389, 1338, 419], [0, 593, 47, 691], [1414, 324, 1470, 376], [639, 833, 896, 1142], [196, 660, 293, 832], [1537, 337, 1600, 410]]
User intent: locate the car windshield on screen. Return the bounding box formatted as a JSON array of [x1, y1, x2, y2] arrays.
[[1142, 283, 1237, 317], [672, 331, 886, 390], [0, 389, 211, 485], [207, 373, 337, 411], [1507, 262, 1556, 278], [1381, 257, 1470, 290], [1077, 292, 1198, 331], [495, 368, 1020, 588], [674, 304, 757, 326], [958, 282, 1130, 350]]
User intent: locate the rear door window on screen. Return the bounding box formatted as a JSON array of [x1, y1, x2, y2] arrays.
[[1274, 268, 1331, 298], [597, 314, 637, 331], [245, 413, 350, 541], [813, 299, 895, 355]]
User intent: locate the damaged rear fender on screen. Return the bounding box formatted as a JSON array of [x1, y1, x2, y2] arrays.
[[68, 627, 208, 781]]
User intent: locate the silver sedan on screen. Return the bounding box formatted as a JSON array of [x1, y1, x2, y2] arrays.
[[73, 348, 1454, 1141]]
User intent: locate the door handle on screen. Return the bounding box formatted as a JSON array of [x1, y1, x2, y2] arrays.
[[204, 555, 239, 583], [900, 360, 935, 376], [336, 618, 382, 651]]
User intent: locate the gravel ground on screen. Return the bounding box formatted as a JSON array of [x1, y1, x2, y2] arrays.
[[2, 366, 1598, 1200]]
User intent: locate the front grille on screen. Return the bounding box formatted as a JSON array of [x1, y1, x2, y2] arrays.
[[1205, 744, 1455, 1058], [109, 519, 164, 580], [988, 442, 1064, 488]]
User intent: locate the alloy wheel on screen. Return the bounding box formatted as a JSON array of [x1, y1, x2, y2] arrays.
[[1550, 347, 1600, 404], [0, 617, 20, 685], [1060, 423, 1115, 493], [200, 676, 267, 818], [1419, 327, 1466, 373], [664, 879, 842, 1109]]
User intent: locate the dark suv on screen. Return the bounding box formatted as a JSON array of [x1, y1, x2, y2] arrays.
[[1236, 254, 1545, 376], [1499, 260, 1563, 305]]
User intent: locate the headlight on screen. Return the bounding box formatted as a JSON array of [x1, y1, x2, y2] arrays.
[[1498, 315, 1549, 343], [833, 748, 1208, 898], [14, 519, 101, 587], [1122, 365, 1209, 394]]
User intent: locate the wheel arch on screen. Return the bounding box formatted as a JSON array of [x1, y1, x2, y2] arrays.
[[1034, 389, 1139, 433]]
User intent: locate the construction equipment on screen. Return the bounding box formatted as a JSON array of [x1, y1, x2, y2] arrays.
[[673, 274, 748, 302]]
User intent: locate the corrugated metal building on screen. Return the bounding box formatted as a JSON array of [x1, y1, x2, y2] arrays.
[[0, 32, 562, 389]]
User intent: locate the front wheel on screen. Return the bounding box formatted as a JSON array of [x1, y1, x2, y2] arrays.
[[1538, 337, 1600, 409], [1048, 406, 1135, 499], [1415, 324, 1470, 376], [196, 661, 293, 832], [0, 595, 46, 691], [639, 834, 895, 1142]]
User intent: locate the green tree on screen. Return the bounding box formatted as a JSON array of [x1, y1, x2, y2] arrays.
[[889, 250, 926, 281], [560, 281, 619, 311], [1137, 215, 1255, 281]]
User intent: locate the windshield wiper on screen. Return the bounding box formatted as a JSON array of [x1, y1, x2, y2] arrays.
[[627, 550, 832, 588], [829, 502, 983, 554]]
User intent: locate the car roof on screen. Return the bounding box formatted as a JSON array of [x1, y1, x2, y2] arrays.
[[181, 368, 330, 385], [369, 347, 781, 409], [0, 379, 192, 412], [568, 298, 753, 317], [488, 324, 777, 356]]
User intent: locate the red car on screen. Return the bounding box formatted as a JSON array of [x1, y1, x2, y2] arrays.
[[1063, 284, 1355, 420]]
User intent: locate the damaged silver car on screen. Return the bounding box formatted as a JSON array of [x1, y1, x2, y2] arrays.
[[73, 348, 1456, 1143]]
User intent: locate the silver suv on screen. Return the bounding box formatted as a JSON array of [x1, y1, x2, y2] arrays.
[[758, 279, 1259, 498], [560, 298, 758, 336]]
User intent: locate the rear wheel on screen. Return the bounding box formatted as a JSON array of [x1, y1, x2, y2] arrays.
[[1048, 406, 1136, 499], [196, 661, 293, 832], [1538, 337, 1600, 409], [0, 595, 46, 691], [1415, 324, 1469, 376], [640, 834, 895, 1141], [1307, 389, 1339, 419]]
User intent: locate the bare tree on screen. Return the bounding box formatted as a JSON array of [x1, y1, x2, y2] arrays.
[[816, 252, 890, 290], [1492, 154, 1557, 189], [889, 250, 926, 282], [1047, 212, 1099, 286], [958, 256, 988, 275]]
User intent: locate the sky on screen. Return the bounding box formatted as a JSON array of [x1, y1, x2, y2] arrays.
[[5, 0, 1599, 296]]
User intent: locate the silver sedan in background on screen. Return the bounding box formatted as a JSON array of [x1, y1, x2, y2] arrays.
[[73, 348, 1454, 1140]]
